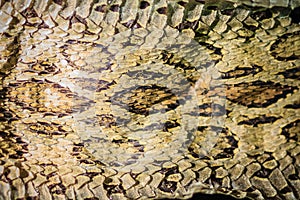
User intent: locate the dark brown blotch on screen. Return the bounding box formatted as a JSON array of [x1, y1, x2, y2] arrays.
[[140, 1, 150, 9]]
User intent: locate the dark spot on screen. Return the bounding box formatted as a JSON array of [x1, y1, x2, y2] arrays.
[[167, 101, 180, 110], [95, 5, 107, 13], [94, 160, 106, 166], [158, 180, 177, 193], [122, 20, 142, 29], [244, 24, 259, 32], [224, 148, 234, 154], [66, 39, 77, 44], [58, 113, 68, 118], [8, 82, 20, 87], [288, 174, 299, 180], [159, 166, 179, 175], [112, 139, 123, 144], [80, 159, 95, 165], [140, 1, 150, 9], [85, 172, 101, 179], [71, 15, 87, 25], [16, 150, 26, 157], [237, 116, 280, 127], [40, 163, 57, 167], [277, 66, 300, 80], [19, 168, 29, 179], [174, 62, 194, 70], [163, 120, 180, 131], [271, 6, 291, 17], [195, 0, 206, 4], [110, 5, 120, 12], [222, 65, 262, 79], [103, 180, 125, 196], [290, 7, 300, 24], [281, 120, 299, 142], [157, 7, 167, 15], [46, 172, 57, 178], [3, 111, 13, 118], [49, 183, 66, 195], [246, 187, 256, 192], [214, 152, 231, 159], [178, 21, 198, 30], [72, 147, 81, 152], [188, 147, 200, 158], [250, 9, 272, 21], [38, 21, 49, 29], [96, 80, 116, 92], [284, 103, 300, 109], [207, 6, 218, 10], [178, 1, 187, 7], [21, 8, 38, 18], [58, 88, 71, 94], [221, 9, 235, 16], [74, 142, 84, 147], [226, 136, 238, 147], [254, 167, 272, 178], [2, 32, 12, 38], [280, 186, 292, 194], [197, 126, 207, 132], [53, 0, 63, 6], [0, 131, 6, 137]]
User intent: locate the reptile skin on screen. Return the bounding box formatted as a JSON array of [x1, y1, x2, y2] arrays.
[[0, 0, 299, 199]]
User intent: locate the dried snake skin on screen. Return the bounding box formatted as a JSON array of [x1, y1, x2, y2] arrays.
[[0, 0, 299, 199]]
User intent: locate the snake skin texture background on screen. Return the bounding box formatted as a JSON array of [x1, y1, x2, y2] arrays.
[[0, 0, 299, 199]]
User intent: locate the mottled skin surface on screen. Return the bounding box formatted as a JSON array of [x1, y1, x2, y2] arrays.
[[0, 0, 299, 200]]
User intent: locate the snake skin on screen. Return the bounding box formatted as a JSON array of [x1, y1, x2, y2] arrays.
[[0, 0, 299, 199]]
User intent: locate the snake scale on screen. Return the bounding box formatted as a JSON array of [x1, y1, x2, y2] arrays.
[[0, 0, 299, 199]]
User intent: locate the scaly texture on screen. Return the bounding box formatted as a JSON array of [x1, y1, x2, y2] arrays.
[[0, 0, 299, 200]]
